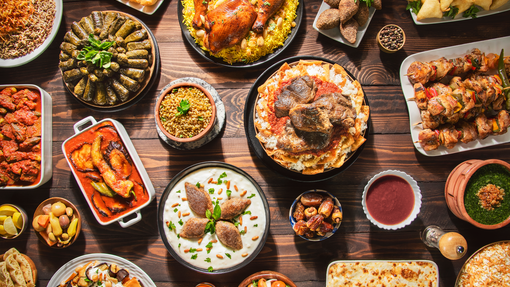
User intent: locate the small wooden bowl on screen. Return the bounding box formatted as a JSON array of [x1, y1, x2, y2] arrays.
[[238, 271, 297, 287], [377, 24, 405, 53], [33, 197, 81, 248], [445, 159, 510, 229], [155, 82, 216, 143]]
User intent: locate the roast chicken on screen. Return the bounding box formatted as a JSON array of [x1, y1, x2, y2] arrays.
[[192, 0, 210, 29], [203, 0, 257, 54], [252, 0, 285, 33]]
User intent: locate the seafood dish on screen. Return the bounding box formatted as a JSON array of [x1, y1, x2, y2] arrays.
[[57, 260, 143, 287], [327, 260, 439, 286], [63, 117, 155, 226], [59, 11, 156, 108], [254, 59, 369, 175], [161, 163, 269, 273], [406, 48, 510, 151], [180, 0, 299, 64]]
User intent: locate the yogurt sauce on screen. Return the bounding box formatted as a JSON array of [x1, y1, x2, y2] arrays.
[[163, 167, 267, 271]]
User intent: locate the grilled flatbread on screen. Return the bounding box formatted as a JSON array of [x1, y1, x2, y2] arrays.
[[0, 249, 36, 287], [0, 262, 14, 287]]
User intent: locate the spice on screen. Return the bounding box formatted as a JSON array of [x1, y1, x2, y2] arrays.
[[378, 25, 404, 51], [476, 184, 505, 211]]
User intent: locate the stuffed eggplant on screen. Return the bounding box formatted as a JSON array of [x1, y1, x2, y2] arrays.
[[59, 11, 154, 107]]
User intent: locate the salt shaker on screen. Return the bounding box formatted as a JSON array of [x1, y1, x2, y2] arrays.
[[421, 225, 467, 260]]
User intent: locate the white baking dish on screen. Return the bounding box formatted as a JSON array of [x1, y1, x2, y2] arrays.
[[62, 116, 155, 227], [0, 84, 52, 189]]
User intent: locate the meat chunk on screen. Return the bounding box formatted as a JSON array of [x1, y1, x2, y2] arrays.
[[289, 104, 332, 134], [475, 114, 491, 139], [457, 121, 477, 144], [215, 221, 242, 250], [220, 198, 251, 220], [274, 76, 317, 117], [276, 119, 332, 153], [179, 217, 209, 239], [203, 0, 257, 54], [185, 182, 213, 217], [313, 93, 356, 129]]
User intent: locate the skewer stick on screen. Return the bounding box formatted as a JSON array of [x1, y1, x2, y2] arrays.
[[413, 122, 422, 126]]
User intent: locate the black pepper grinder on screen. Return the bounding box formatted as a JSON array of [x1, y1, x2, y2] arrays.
[[421, 225, 467, 260]]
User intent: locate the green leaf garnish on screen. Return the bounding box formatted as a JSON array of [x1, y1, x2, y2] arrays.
[[443, 5, 459, 18], [196, 182, 201, 188], [247, 194, 255, 198], [209, 188, 215, 194], [463, 4, 480, 18], [405, 0, 422, 15], [175, 99, 191, 116], [217, 172, 227, 184], [208, 266, 213, 272], [191, 254, 197, 260], [167, 221, 176, 231], [76, 34, 114, 69], [205, 257, 211, 262], [227, 189, 232, 197], [178, 219, 183, 226], [225, 253, 231, 259]]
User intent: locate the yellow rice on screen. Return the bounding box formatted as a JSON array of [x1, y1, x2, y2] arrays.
[[181, 0, 299, 64]]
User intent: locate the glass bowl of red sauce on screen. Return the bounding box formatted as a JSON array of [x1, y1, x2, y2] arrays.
[[362, 170, 421, 230]]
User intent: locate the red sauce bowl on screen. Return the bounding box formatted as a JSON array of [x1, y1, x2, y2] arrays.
[[362, 170, 422, 230]]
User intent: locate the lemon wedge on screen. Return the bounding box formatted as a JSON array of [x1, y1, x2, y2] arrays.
[[3, 217, 18, 236], [12, 212, 23, 229], [0, 205, 18, 216], [0, 225, 7, 236], [0, 215, 7, 224]]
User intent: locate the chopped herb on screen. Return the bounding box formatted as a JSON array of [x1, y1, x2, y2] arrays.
[[177, 234, 180, 239], [254, 224, 258, 227], [175, 99, 191, 116], [263, 1, 270, 5], [225, 253, 231, 259], [160, 117, 166, 122], [222, 19, 224, 23], [178, 243, 181, 248], [76, 34, 114, 69], [191, 254, 197, 260], [443, 5, 459, 18], [167, 221, 176, 231], [172, 88, 178, 93], [178, 219, 184, 226], [205, 257, 211, 262], [226, 189, 232, 197], [173, 208, 178, 213], [360, 0, 374, 7], [247, 194, 255, 198], [213, 201, 221, 220], [189, 247, 197, 253], [176, 190, 181, 193], [196, 182, 201, 188], [211, 21, 215, 25], [252, 280, 258, 287], [239, 230, 246, 235], [202, 0, 206, 3], [405, 0, 422, 15], [198, 116, 204, 121], [206, 242, 213, 249], [208, 266, 214, 272], [242, 210, 251, 215], [463, 4, 480, 18], [85, 279, 92, 283], [217, 172, 227, 184], [209, 188, 215, 194]]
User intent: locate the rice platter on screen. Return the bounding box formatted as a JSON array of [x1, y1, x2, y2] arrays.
[[158, 85, 213, 139], [160, 163, 269, 273], [181, 0, 299, 64]]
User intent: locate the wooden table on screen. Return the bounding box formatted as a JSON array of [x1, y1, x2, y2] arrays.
[[2, 0, 510, 285]]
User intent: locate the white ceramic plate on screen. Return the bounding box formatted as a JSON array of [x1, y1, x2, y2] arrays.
[[410, 1, 510, 25], [116, 0, 165, 15], [47, 253, 156, 287], [399, 36, 510, 156], [312, 2, 376, 48], [0, 0, 63, 68]]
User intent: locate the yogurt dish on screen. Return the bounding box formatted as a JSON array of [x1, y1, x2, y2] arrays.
[[158, 162, 270, 273]]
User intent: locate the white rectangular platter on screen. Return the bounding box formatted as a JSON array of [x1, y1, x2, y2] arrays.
[[400, 36, 510, 157], [410, 1, 510, 25], [313, 1, 376, 48]]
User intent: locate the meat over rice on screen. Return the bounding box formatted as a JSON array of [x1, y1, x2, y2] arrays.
[[0, 0, 56, 59]]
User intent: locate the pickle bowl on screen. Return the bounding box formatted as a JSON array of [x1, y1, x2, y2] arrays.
[[238, 271, 297, 287], [289, 189, 342, 242], [0, 204, 28, 239], [32, 197, 82, 248]]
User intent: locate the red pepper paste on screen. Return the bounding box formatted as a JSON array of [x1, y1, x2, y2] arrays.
[[365, 175, 415, 225]]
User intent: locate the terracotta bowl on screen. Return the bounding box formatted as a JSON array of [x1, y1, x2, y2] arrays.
[[238, 271, 297, 287], [377, 24, 405, 53], [0, 204, 28, 239], [445, 159, 510, 229], [155, 82, 216, 143], [33, 197, 81, 248]]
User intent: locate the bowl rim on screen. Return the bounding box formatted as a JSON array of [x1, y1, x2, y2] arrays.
[[362, 170, 421, 230], [237, 270, 297, 287], [33, 197, 82, 248], [155, 82, 217, 143], [288, 189, 342, 241], [157, 161, 270, 274], [0, 203, 28, 239]]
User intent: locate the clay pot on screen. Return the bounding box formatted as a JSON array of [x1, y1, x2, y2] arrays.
[[445, 159, 510, 229]]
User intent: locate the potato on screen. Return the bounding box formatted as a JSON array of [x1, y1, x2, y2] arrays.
[[316, 8, 342, 30], [417, 0, 443, 20]]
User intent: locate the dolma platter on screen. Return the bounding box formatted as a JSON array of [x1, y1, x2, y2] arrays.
[[399, 36, 510, 156], [177, 0, 303, 68], [47, 253, 156, 287], [116, 0, 165, 15], [0, 0, 63, 68], [244, 56, 370, 182], [410, 1, 510, 25], [60, 11, 160, 112]]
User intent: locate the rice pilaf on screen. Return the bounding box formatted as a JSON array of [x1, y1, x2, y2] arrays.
[[254, 60, 369, 175], [181, 0, 298, 64], [457, 241, 510, 286], [159, 87, 213, 139], [0, 0, 55, 59]]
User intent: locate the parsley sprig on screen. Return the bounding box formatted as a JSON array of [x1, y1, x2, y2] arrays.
[[204, 200, 222, 234], [175, 99, 190, 116], [443, 5, 459, 18], [463, 4, 480, 18], [405, 0, 422, 15], [77, 34, 114, 69]]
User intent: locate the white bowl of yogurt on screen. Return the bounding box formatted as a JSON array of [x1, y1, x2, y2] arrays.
[[158, 161, 270, 274]]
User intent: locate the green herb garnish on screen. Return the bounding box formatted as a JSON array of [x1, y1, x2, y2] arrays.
[[225, 253, 231, 259], [254, 224, 258, 227], [167, 221, 176, 231], [198, 116, 204, 121], [239, 230, 246, 235], [208, 266, 214, 272], [217, 172, 227, 184], [173, 208, 178, 213], [227, 189, 232, 197], [443, 5, 459, 18], [196, 182, 201, 188], [209, 188, 215, 194], [242, 210, 251, 215], [176, 190, 181, 193], [463, 4, 480, 18], [247, 194, 255, 198], [191, 254, 197, 260], [189, 247, 197, 253], [205, 257, 211, 262], [178, 219, 183, 226], [405, 0, 422, 15], [76, 34, 114, 69], [175, 99, 191, 116], [263, 1, 270, 5]]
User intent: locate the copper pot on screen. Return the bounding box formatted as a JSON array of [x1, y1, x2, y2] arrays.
[[445, 159, 510, 229]]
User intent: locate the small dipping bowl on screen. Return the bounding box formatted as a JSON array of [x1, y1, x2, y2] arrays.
[[289, 189, 342, 241], [0, 204, 28, 239], [155, 82, 216, 144], [377, 24, 405, 53], [33, 197, 81, 248], [445, 159, 510, 229], [362, 170, 421, 230], [238, 271, 297, 287]]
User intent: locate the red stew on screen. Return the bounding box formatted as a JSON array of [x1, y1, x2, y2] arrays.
[[64, 121, 149, 223], [365, 175, 414, 225]]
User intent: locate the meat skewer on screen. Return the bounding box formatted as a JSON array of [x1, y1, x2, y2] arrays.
[[417, 110, 510, 151]]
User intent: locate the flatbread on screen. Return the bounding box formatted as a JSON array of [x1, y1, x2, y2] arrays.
[[0, 249, 35, 287], [4, 256, 25, 287], [417, 0, 443, 20], [0, 262, 14, 287]]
